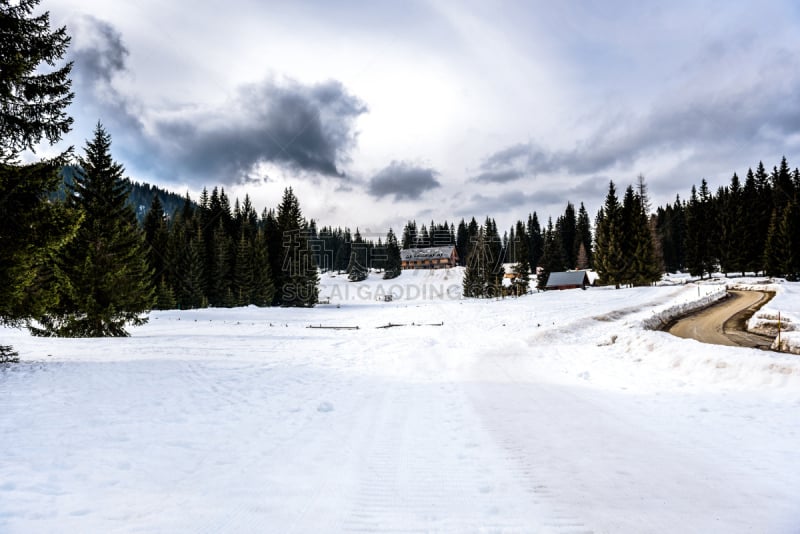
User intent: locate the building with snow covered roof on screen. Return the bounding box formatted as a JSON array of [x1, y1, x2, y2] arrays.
[[400, 246, 458, 270], [545, 271, 591, 290]]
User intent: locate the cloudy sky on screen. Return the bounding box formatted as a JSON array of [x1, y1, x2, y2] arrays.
[[38, 0, 800, 235]]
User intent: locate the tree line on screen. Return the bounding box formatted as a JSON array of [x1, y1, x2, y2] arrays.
[[655, 158, 800, 280]]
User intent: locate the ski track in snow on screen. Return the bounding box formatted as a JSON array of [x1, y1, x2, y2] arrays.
[[1, 270, 799, 533]]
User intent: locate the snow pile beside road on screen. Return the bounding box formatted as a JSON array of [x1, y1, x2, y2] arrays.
[[640, 283, 727, 330], [741, 280, 800, 353]]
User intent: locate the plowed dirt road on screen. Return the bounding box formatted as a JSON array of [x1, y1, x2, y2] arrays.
[[668, 290, 774, 349]]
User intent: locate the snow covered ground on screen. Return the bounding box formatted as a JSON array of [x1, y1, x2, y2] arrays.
[[738, 278, 800, 353], [1, 269, 799, 533]]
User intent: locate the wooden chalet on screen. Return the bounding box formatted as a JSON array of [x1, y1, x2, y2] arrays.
[[545, 271, 591, 290], [400, 246, 459, 270]]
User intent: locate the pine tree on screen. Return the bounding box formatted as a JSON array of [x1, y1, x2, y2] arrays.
[[718, 173, 745, 275], [683, 180, 717, 279], [233, 233, 254, 305], [559, 202, 577, 269], [763, 209, 782, 277], [780, 200, 800, 280], [463, 227, 489, 298], [512, 222, 531, 296], [629, 180, 660, 285], [751, 163, 772, 274], [401, 221, 417, 249], [39, 124, 154, 336], [684, 186, 705, 277], [276, 187, 319, 306], [537, 218, 564, 290], [210, 222, 233, 307], [347, 228, 368, 282], [772, 156, 795, 214], [575, 203, 593, 268], [143, 194, 169, 287], [176, 237, 205, 309], [251, 229, 276, 306], [0, 0, 73, 162], [484, 217, 505, 291], [455, 219, 469, 267], [527, 212, 544, 270], [594, 181, 626, 288], [383, 228, 402, 280], [0, 0, 78, 357], [346, 252, 368, 282], [154, 277, 176, 310]]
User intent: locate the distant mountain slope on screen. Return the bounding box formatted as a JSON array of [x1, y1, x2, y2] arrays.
[[57, 166, 194, 223]]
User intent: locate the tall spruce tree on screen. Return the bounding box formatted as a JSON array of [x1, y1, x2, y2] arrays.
[[512, 221, 531, 295], [537, 218, 564, 290], [0, 0, 78, 358], [718, 173, 745, 275], [36, 124, 154, 336], [233, 232, 255, 305], [383, 228, 402, 279], [685, 180, 717, 278], [575, 203, 593, 268], [628, 178, 660, 285], [463, 227, 489, 298], [778, 200, 800, 280], [251, 229, 276, 306], [276, 187, 319, 306], [594, 181, 625, 287], [143, 194, 169, 287], [559, 202, 578, 269]]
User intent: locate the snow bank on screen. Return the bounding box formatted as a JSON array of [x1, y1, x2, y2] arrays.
[[739, 279, 800, 353], [640, 283, 727, 330]]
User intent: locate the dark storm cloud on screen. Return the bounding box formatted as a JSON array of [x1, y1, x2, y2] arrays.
[[156, 78, 368, 183], [68, 15, 144, 136], [368, 161, 441, 200], [69, 15, 128, 85], [66, 17, 367, 185]]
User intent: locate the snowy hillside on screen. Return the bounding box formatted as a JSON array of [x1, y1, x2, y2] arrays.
[[1, 269, 799, 533]]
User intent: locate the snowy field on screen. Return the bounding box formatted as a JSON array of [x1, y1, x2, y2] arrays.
[[1, 269, 799, 533]]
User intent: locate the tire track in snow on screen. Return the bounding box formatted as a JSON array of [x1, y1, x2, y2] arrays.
[[339, 377, 551, 532]]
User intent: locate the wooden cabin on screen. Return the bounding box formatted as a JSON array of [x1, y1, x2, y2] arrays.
[[545, 271, 591, 290], [400, 246, 459, 270]]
